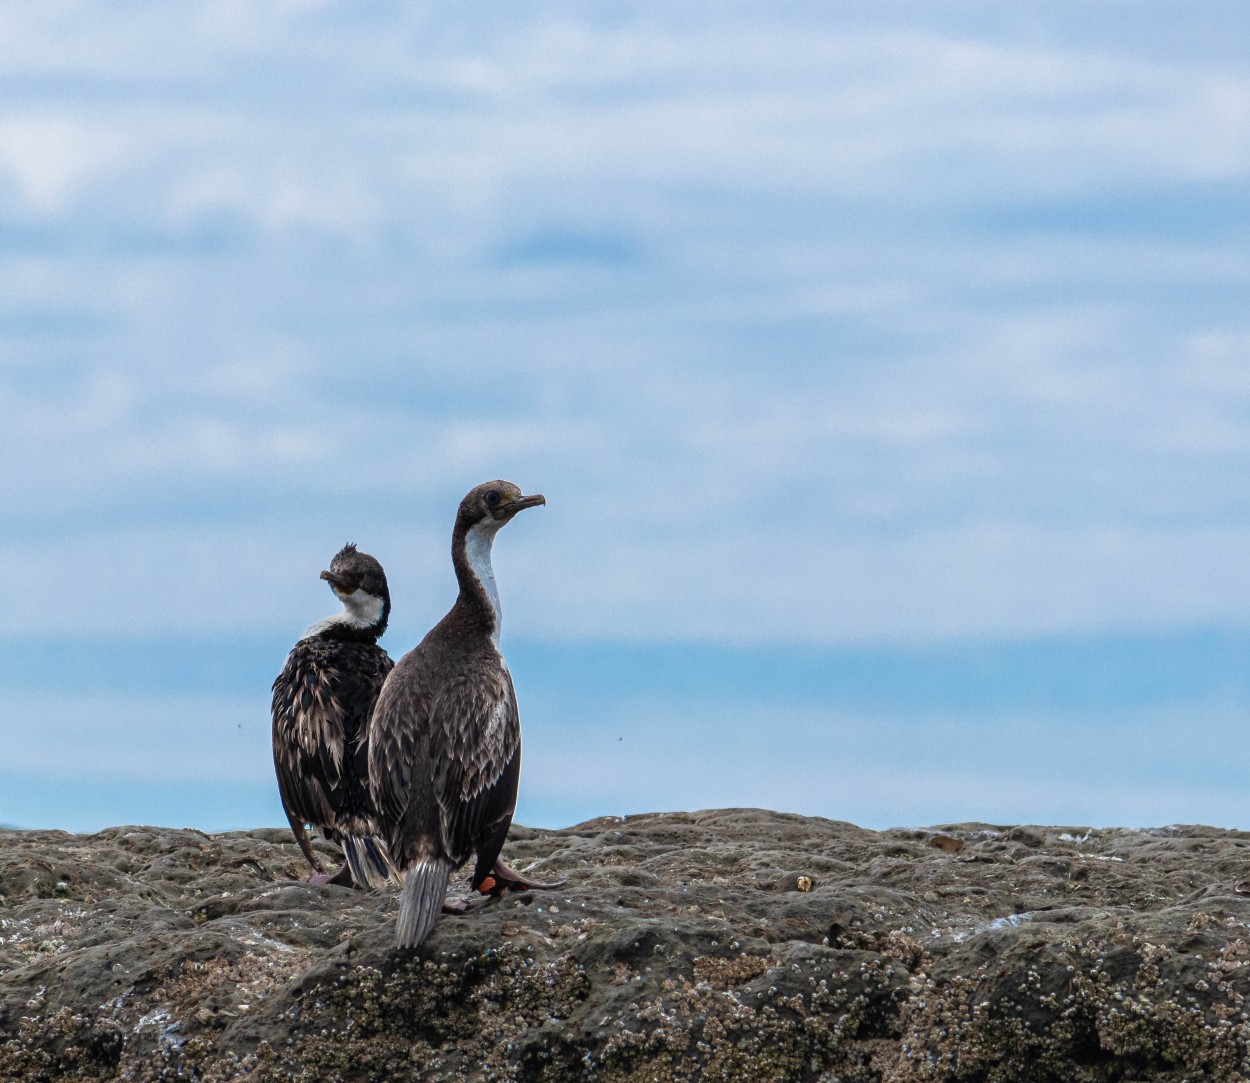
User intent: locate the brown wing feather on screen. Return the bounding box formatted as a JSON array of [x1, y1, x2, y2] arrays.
[[272, 638, 392, 840], [369, 646, 520, 872], [430, 672, 520, 864], [368, 655, 424, 832]]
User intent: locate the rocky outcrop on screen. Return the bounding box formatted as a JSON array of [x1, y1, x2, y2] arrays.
[[4, 809, 1250, 1081]]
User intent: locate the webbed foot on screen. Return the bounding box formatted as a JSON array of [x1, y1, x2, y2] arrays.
[[477, 858, 566, 895], [309, 862, 354, 887]]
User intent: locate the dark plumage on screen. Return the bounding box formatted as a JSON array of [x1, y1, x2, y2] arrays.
[[272, 543, 395, 888], [369, 480, 546, 946]]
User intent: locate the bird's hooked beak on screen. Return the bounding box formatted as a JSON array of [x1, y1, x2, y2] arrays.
[[493, 493, 546, 521], [320, 569, 355, 592]]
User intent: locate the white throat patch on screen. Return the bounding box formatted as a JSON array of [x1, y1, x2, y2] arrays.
[[464, 518, 504, 646], [303, 588, 385, 638]]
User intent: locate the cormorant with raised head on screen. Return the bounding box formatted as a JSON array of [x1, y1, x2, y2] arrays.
[[369, 481, 557, 946]]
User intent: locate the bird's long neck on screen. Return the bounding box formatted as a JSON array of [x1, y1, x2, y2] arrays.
[[451, 518, 503, 646]]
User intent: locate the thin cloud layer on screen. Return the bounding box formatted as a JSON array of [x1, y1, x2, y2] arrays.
[[0, 5, 1248, 644]]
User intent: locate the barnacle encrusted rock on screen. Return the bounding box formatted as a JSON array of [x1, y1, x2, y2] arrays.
[[3, 812, 1250, 1080]]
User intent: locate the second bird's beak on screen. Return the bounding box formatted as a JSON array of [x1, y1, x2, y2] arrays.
[[495, 493, 546, 520]]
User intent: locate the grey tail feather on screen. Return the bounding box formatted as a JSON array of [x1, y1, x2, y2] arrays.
[[395, 858, 453, 947], [342, 834, 395, 890]]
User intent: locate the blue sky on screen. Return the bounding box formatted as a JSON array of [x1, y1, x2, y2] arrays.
[[2, 2, 1250, 832]]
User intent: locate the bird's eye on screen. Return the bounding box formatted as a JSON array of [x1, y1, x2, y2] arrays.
[[485, 490, 501, 507]]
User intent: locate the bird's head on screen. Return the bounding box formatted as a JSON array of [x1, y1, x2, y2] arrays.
[[457, 481, 546, 533], [319, 543, 390, 631]]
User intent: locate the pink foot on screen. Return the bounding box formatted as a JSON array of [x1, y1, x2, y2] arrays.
[[479, 858, 566, 894], [308, 862, 354, 887]]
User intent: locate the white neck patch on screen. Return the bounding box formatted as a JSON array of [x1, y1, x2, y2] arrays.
[[464, 517, 503, 646], [303, 588, 385, 638]]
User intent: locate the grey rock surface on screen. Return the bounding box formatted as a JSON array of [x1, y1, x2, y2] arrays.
[[4, 809, 1250, 1080]]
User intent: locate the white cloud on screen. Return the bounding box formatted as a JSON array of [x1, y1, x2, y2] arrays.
[[17, 507, 1250, 643], [0, 5, 1246, 649], [0, 116, 131, 214], [497, 519, 1250, 645], [0, 520, 460, 638], [2, 11, 1246, 229], [4, 291, 1250, 642]]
